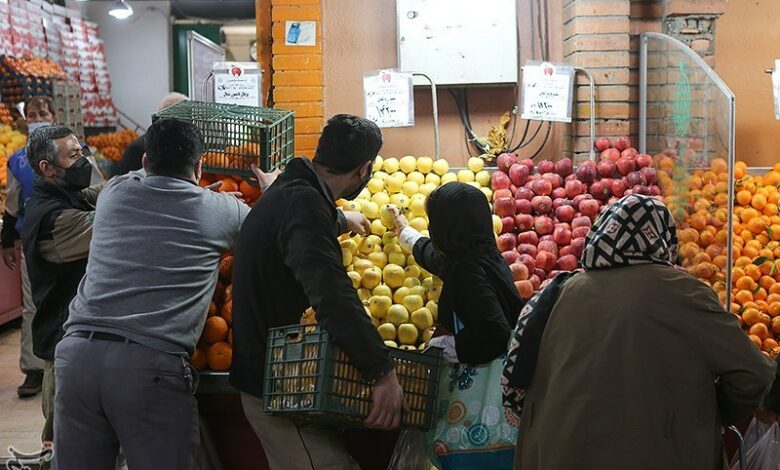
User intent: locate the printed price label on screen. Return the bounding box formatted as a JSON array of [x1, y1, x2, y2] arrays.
[[521, 62, 574, 123], [363, 69, 414, 128]]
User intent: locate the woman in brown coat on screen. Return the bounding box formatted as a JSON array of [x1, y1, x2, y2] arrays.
[[503, 194, 775, 470]]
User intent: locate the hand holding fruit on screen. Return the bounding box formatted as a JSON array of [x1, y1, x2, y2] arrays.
[[204, 180, 247, 203], [387, 205, 409, 236], [343, 211, 370, 235]]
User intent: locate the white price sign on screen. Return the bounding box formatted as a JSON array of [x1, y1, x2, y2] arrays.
[[521, 62, 575, 123], [213, 63, 261, 107], [773, 59, 780, 121], [363, 69, 415, 128]]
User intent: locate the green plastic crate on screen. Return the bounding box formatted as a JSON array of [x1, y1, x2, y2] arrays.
[[152, 101, 294, 175], [264, 324, 442, 430]]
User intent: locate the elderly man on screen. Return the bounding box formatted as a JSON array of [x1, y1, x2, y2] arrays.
[[21, 125, 105, 465]]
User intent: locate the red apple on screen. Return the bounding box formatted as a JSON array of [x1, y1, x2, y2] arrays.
[[626, 171, 647, 188], [515, 280, 534, 300], [543, 173, 563, 189], [594, 136, 612, 152], [515, 199, 533, 215], [611, 178, 628, 197], [510, 184, 518, 195], [497, 233, 517, 252], [497, 153, 517, 173], [640, 167, 657, 184], [551, 187, 567, 200], [494, 189, 513, 201], [559, 246, 573, 257], [510, 263, 530, 282], [534, 216, 554, 235], [515, 187, 534, 201], [517, 230, 539, 246], [615, 136, 631, 152], [515, 214, 535, 232], [531, 179, 553, 196], [530, 275, 541, 291], [501, 250, 520, 265], [565, 180, 584, 198], [572, 226, 590, 239], [570, 238, 586, 258], [557, 254, 579, 271], [632, 185, 651, 196], [538, 240, 559, 255], [518, 253, 535, 271], [621, 148, 639, 160], [649, 185, 661, 196], [576, 165, 597, 184], [600, 148, 620, 163], [555, 158, 573, 177], [517, 243, 538, 258], [501, 216, 515, 234], [552, 227, 572, 246], [589, 181, 611, 201], [636, 153, 653, 169], [532, 196, 553, 214], [580, 199, 600, 218], [508, 164, 530, 187], [572, 194, 593, 210], [491, 171, 512, 191], [536, 251, 558, 272], [495, 197, 516, 218], [518, 158, 535, 173], [538, 160, 555, 174], [555, 204, 576, 223], [552, 198, 571, 211], [597, 160, 617, 178], [616, 157, 637, 176]]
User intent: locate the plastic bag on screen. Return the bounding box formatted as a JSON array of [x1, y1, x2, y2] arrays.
[[387, 430, 436, 470], [730, 422, 780, 470]]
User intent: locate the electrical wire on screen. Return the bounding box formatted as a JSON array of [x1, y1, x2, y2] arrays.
[[528, 122, 552, 160]]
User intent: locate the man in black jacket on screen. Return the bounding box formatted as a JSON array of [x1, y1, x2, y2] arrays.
[[21, 125, 104, 467], [231, 114, 404, 470]]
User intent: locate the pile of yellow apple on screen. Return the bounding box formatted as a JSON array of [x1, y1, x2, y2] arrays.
[[0, 125, 27, 188], [330, 155, 492, 350]]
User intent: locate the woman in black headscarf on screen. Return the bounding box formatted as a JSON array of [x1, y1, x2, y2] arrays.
[[391, 182, 523, 364]]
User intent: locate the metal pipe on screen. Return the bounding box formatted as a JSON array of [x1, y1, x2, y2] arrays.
[[574, 67, 596, 161], [412, 72, 440, 160], [639, 35, 648, 154]]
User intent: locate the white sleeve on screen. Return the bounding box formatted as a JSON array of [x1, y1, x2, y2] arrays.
[[399, 226, 424, 252]]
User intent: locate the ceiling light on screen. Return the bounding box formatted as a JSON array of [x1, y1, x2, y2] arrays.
[[108, 0, 133, 20]]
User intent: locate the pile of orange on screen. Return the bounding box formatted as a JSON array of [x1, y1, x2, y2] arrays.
[[86, 129, 139, 162], [190, 254, 235, 371], [202, 142, 262, 171], [198, 173, 262, 205]]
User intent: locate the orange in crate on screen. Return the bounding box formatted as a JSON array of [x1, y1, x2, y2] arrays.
[[207, 342, 233, 371], [203, 316, 229, 344]]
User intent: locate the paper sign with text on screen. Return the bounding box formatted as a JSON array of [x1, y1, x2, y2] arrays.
[[363, 69, 415, 128], [213, 63, 260, 107], [521, 62, 575, 123]]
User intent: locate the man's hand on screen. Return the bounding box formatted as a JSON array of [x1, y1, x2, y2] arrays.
[[365, 369, 409, 430], [343, 211, 370, 235], [251, 163, 281, 192], [388, 205, 409, 237], [205, 180, 247, 203], [2, 247, 18, 271]]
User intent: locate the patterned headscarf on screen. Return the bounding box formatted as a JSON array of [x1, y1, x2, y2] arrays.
[[581, 195, 678, 269]]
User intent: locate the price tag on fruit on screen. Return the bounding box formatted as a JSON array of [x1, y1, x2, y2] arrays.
[[363, 69, 415, 128], [521, 61, 574, 123]]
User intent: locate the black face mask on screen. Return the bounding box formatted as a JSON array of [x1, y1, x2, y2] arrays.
[[341, 167, 371, 200], [57, 157, 93, 191]]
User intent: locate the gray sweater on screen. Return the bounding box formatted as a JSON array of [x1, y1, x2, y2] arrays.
[[65, 171, 249, 354]]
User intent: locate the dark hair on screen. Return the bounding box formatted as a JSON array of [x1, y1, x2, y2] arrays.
[[26, 96, 55, 117], [27, 125, 77, 176], [145, 118, 205, 177], [313, 114, 382, 174]]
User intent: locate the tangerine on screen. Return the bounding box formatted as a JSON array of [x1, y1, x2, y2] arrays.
[[203, 316, 229, 344], [189, 347, 208, 370], [219, 256, 234, 283], [239, 179, 262, 200], [220, 300, 232, 324], [207, 342, 233, 371], [742, 307, 762, 325], [219, 178, 240, 193], [749, 334, 763, 349], [750, 323, 770, 340], [208, 302, 217, 317]]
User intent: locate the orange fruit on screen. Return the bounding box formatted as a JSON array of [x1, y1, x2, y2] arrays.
[[239, 179, 262, 200], [750, 322, 770, 340], [756, 288, 769, 302], [769, 283, 780, 296], [742, 307, 762, 325], [710, 157, 728, 174], [761, 276, 777, 291], [742, 208, 760, 222], [692, 252, 712, 265], [225, 284, 233, 302], [764, 204, 779, 217], [761, 313, 773, 326], [219, 255, 234, 283], [772, 316, 780, 334], [764, 338, 779, 352], [714, 255, 728, 271], [189, 347, 208, 370], [208, 302, 218, 317], [699, 231, 716, 247], [737, 290, 755, 305], [737, 190, 753, 206], [769, 302, 780, 318], [735, 256, 753, 268], [220, 300, 232, 324], [207, 342, 233, 371], [752, 194, 768, 211], [748, 218, 766, 235], [749, 334, 763, 349], [203, 316, 229, 344], [736, 276, 757, 291], [678, 228, 699, 244], [745, 264, 762, 282], [218, 178, 240, 193]]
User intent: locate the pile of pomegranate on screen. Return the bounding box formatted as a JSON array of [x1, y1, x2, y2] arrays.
[[491, 136, 661, 299]]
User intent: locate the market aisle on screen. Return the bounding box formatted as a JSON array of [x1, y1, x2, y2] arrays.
[[0, 323, 45, 458]]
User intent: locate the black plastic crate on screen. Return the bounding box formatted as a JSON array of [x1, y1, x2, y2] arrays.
[[264, 324, 441, 430], [152, 100, 294, 176]]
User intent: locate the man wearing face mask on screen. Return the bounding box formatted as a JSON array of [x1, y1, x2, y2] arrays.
[[1, 96, 54, 399], [20, 125, 104, 458], [230, 114, 405, 470]]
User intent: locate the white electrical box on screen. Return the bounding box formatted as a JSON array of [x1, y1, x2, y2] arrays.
[[397, 0, 518, 86]]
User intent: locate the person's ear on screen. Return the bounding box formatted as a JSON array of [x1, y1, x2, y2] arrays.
[[194, 160, 203, 181], [359, 160, 372, 179], [39, 160, 55, 178], [141, 154, 148, 171]]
